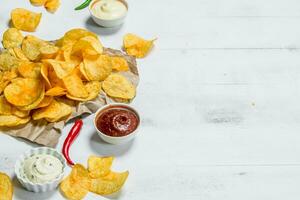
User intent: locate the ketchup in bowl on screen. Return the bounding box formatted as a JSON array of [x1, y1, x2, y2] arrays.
[[96, 105, 139, 137]]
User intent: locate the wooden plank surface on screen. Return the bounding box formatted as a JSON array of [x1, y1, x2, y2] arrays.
[[1, 0, 300, 199]]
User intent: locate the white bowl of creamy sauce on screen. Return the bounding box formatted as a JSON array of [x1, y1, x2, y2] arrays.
[[89, 0, 128, 27], [15, 147, 66, 193]]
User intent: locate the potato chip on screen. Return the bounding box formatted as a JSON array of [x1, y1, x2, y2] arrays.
[[0, 96, 12, 115], [72, 36, 103, 57], [123, 33, 155, 58], [30, 0, 47, 6], [40, 44, 59, 59], [0, 172, 13, 200], [7, 48, 16, 58], [111, 56, 129, 72], [45, 86, 66, 96], [88, 156, 113, 179], [62, 28, 98, 47], [83, 54, 112, 81], [45, 0, 61, 13], [45, 101, 72, 122], [13, 47, 29, 61], [62, 45, 81, 66], [4, 78, 43, 106], [17, 83, 45, 111], [66, 81, 101, 102], [78, 63, 89, 81], [32, 99, 72, 122], [11, 8, 42, 32], [48, 66, 65, 88], [35, 96, 53, 108], [102, 74, 136, 99], [0, 51, 20, 71], [0, 115, 30, 127], [89, 171, 129, 195], [18, 62, 41, 78], [2, 68, 18, 82], [70, 164, 91, 190], [2, 28, 24, 49], [43, 59, 75, 79], [11, 107, 30, 118], [63, 72, 88, 98], [22, 35, 46, 61], [60, 175, 88, 200]]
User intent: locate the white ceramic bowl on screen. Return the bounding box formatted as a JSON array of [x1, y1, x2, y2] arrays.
[[15, 147, 66, 193], [93, 103, 140, 145], [89, 0, 128, 28]]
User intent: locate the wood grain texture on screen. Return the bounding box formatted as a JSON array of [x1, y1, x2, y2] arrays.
[[1, 0, 300, 199]]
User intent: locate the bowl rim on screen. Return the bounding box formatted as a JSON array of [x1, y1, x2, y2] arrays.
[[93, 103, 140, 139], [14, 147, 66, 187], [88, 0, 128, 21]]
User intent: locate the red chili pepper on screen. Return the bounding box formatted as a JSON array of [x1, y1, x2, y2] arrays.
[[62, 119, 83, 166]]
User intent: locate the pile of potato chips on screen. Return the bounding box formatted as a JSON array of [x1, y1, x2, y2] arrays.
[[30, 0, 61, 13], [60, 156, 128, 199], [0, 28, 137, 127], [0, 172, 13, 200]]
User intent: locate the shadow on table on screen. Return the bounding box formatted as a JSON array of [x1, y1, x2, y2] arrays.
[[13, 176, 56, 200], [89, 131, 135, 157], [84, 17, 123, 36]]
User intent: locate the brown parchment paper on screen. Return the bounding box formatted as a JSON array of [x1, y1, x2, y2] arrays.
[[0, 48, 139, 147]]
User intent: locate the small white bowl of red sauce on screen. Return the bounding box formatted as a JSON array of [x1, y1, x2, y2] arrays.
[[94, 103, 140, 145]]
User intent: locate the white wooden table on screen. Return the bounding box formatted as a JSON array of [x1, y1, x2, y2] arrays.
[[1, 0, 300, 199]]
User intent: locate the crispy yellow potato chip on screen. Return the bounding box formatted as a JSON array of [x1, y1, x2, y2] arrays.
[[4, 78, 43, 106], [43, 59, 75, 79], [102, 74, 136, 99], [62, 45, 81, 66], [11, 8, 42, 32], [72, 36, 103, 57], [18, 62, 41, 78], [45, 86, 66, 96], [2, 28, 24, 49], [7, 48, 16, 58], [0, 172, 13, 200], [22, 35, 46, 61], [45, 0, 61, 13], [11, 107, 30, 118], [78, 63, 89, 81], [70, 164, 91, 190], [66, 81, 101, 102], [111, 56, 129, 72], [0, 115, 30, 127], [54, 49, 64, 61], [0, 51, 20, 71], [30, 0, 47, 6], [40, 44, 59, 59], [32, 99, 72, 122], [48, 66, 65, 88], [88, 156, 114, 179], [63, 72, 88, 98], [17, 83, 45, 111], [62, 28, 98, 47], [0, 96, 12, 115], [0, 69, 18, 94], [89, 171, 129, 195], [123, 33, 155, 58], [13, 47, 29, 61], [83, 54, 112, 81], [60, 175, 88, 200], [35, 96, 53, 108]]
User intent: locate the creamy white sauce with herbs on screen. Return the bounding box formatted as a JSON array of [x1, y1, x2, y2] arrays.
[[92, 0, 127, 20], [22, 154, 63, 184]]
